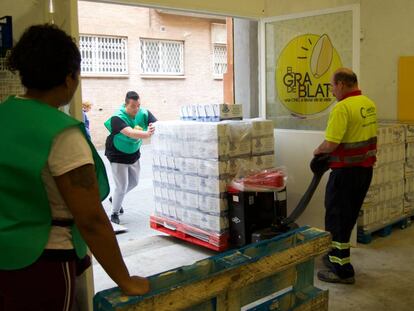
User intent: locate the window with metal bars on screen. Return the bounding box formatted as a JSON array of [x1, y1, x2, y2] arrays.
[[213, 44, 227, 78], [79, 35, 128, 75], [0, 57, 24, 102], [140, 39, 184, 75]]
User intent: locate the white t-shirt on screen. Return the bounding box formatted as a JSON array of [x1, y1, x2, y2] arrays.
[[41, 126, 94, 249]]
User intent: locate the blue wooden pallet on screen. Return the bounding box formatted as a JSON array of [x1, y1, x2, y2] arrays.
[[94, 226, 330, 311], [357, 217, 410, 244]]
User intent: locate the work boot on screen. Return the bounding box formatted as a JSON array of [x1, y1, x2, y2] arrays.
[[109, 197, 124, 214], [322, 254, 336, 271], [110, 214, 120, 225], [317, 269, 355, 284]]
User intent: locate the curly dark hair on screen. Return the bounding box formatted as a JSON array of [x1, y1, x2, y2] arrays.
[[6, 24, 81, 90]]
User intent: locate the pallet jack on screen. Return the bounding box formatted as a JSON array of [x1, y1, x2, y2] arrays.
[[228, 154, 330, 247]]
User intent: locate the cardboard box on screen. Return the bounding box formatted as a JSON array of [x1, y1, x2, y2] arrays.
[[181, 174, 200, 192], [227, 121, 252, 158], [404, 124, 414, 143], [378, 123, 405, 145], [212, 104, 243, 121], [199, 212, 229, 232], [249, 118, 274, 137], [177, 191, 198, 209], [198, 176, 228, 194], [198, 159, 228, 177], [250, 154, 275, 171], [198, 195, 228, 214], [197, 139, 230, 160], [252, 136, 275, 155]]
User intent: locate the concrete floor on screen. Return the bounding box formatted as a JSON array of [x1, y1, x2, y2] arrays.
[[94, 145, 414, 310], [315, 224, 414, 311]]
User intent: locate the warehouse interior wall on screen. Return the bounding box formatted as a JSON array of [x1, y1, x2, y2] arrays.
[[5, 0, 413, 120], [2, 0, 83, 120], [264, 0, 414, 121], [2, 0, 414, 309], [234, 19, 259, 118], [102, 0, 414, 121], [86, 0, 266, 19], [2, 0, 48, 38]]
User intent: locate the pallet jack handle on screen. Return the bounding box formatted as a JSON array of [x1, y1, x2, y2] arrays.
[[281, 154, 330, 226]]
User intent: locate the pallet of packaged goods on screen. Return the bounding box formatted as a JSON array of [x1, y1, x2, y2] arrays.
[[404, 136, 414, 218], [357, 215, 409, 244], [403, 173, 414, 217], [358, 123, 406, 232], [150, 215, 229, 251], [381, 122, 414, 219], [376, 122, 405, 145], [150, 119, 275, 250], [94, 226, 330, 311], [403, 123, 414, 143]]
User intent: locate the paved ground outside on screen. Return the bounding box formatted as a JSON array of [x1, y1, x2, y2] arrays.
[[94, 145, 215, 292], [98, 144, 161, 246]]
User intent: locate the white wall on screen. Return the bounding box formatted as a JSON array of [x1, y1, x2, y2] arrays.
[[2, 0, 83, 120], [274, 130, 327, 230], [265, 0, 414, 120], [7, 0, 413, 120], [86, 0, 266, 19], [2, 0, 48, 40], [360, 0, 414, 120], [265, 0, 414, 243], [2, 0, 79, 56], [275, 130, 357, 244]]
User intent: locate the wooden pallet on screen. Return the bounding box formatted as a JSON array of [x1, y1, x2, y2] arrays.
[[150, 215, 229, 251], [357, 216, 410, 244], [94, 226, 330, 311]]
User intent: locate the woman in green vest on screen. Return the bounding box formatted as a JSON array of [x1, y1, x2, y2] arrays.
[[0, 24, 149, 310]]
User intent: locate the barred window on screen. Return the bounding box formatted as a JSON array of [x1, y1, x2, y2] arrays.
[[140, 39, 184, 75], [213, 44, 227, 78], [0, 57, 24, 102], [79, 35, 128, 75]]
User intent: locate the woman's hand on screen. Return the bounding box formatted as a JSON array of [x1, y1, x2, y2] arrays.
[[120, 276, 150, 296]]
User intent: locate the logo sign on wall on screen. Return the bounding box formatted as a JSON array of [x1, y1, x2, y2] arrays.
[[276, 34, 342, 117]]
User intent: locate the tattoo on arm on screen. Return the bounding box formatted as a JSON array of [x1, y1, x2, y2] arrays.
[[68, 164, 97, 189]]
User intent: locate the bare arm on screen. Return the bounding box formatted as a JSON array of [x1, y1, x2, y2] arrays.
[[313, 140, 339, 155], [54, 164, 150, 296], [120, 124, 155, 139]]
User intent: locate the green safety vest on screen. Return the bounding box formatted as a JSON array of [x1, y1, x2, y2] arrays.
[[104, 105, 149, 154], [0, 96, 109, 270]]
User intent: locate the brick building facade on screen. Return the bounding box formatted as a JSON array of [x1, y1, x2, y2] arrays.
[[78, 1, 227, 147]]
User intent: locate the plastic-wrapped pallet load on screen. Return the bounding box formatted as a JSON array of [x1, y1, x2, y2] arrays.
[[403, 125, 414, 217], [358, 123, 406, 231], [180, 104, 243, 121], [249, 118, 275, 171], [403, 124, 414, 143], [151, 119, 275, 250], [151, 121, 230, 233]]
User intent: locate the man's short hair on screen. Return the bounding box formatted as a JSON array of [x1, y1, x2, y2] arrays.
[[333, 70, 358, 88], [125, 91, 139, 101]]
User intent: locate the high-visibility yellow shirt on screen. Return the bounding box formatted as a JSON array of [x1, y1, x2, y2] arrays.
[[325, 92, 377, 168], [326, 94, 377, 144]]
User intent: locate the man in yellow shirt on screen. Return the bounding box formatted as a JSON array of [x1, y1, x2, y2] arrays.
[[314, 68, 377, 284]]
